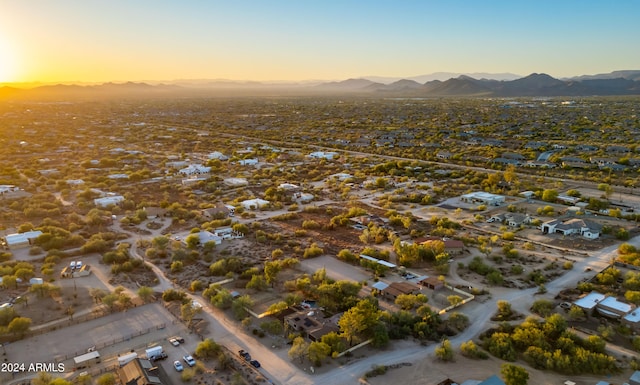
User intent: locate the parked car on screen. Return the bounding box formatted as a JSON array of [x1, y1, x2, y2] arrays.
[[238, 349, 251, 361], [76, 261, 83, 269], [173, 361, 183, 372], [152, 352, 168, 361], [169, 338, 180, 346], [70, 261, 76, 270], [183, 355, 196, 367], [174, 336, 185, 343], [250, 359, 261, 368]]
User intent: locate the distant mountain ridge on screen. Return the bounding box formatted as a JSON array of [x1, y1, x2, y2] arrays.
[[2, 70, 640, 99], [315, 71, 640, 96]]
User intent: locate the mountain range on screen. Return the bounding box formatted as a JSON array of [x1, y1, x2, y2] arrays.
[[2, 70, 640, 99]]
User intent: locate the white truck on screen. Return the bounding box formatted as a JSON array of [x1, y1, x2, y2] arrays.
[[118, 352, 137, 367], [145, 345, 164, 360]]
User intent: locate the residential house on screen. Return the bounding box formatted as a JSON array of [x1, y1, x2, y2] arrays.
[[223, 177, 248, 187], [237, 158, 258, 166], [309, 151, 338, 160], [284, 308, 340, 342], [381, 281, 420, 301], [201, 203, 234, 218], [501, 152, 525, 160], [437, 151, 452, 160], [178, 164, 211, 175], [622, 309, 640, 332], [4, 230, 43, 250], [206, 151, 228, 161], [492, 158, 521, 166], [0, 185, 20, 194], [573, 292, 606, 312], [541, 218, 602, 239], [460, 192, 505, 206], [94, 195, 125, 208], [419, 276, 444, 290], [329, 173, 353, 181], [596, 296, 633, 319], [417, 237, 465, 255], [486, 213, 532, 227], [606, 145, 631, 154], [240, 198, 269, 210], [194, 231, 222, 245], [525, 160, 556, 168]]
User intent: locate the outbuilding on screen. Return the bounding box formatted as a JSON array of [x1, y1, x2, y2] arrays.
[[4, 230, 43, 250]]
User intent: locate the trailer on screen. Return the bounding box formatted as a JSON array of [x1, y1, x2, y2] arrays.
[[118, 352, 138, 367], [73, 351, 100, 369], [145, 345, 164, 360]]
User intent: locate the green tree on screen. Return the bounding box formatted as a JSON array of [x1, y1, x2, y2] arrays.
[[232, 295, 254, 320], [246, 274, 268, 291], [501, 363, 529, 385], [541, 189, 558, 202], [1, 275, 17, 289], [102, 293, 119, 312], [96, 373, 116, 385], [195, 338, 221, 360], [338, 298, 380, 345], [185, 233, 200, 249], [435, 339, 454, 361], [137, 286, 154, 303], [288, 336, 309, 363], [307, 341, 331, 366], [170, 260, 183, 273], [264, 261, 282, 287], [8, 316, 32, 337]]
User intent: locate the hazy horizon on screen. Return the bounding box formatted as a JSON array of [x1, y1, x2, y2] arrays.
[[1, 1, 638, 84]]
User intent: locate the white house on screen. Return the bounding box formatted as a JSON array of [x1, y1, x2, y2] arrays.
[[237, 158, 258, 166], [329, 173, 353, 181], [4, 230, 43, 250], [223, 178, 249, 187], [623, 309, 640, 332], [309, 151, 338, 160], [108, 174, 129, 179], [241, 198, 269, 210], [179, 164, 211, 175], [460, 192, 505, 206], [541, 218, 602, 239], [573, 292, 605, 311], [0, 185, 20, 194], [207, 151, 228, 161], [94, 195, 125, 208], [596, 296, 633, 319], [197, 231, 223, 246], [279, 183, 300, 191]]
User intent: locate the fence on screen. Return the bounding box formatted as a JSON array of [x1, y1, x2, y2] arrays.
[[0, 323, 166, 385], [0, 308, 111, 344], [54, 323, 166, 362]]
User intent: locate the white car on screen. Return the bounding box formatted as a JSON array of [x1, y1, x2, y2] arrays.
[[173, 361, 183, 372], [76, 261, 83, 269], [169, 338, 180, 346], [70, 261, 76, 270], [183, 355, 196, 367]]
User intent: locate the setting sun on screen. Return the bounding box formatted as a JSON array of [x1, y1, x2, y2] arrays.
[[0, 35, 18, 82]]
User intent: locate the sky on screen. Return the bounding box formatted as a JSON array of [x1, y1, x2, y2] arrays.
[[0, 0, 639, 84]]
